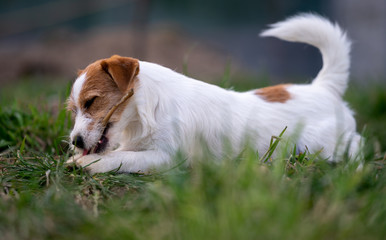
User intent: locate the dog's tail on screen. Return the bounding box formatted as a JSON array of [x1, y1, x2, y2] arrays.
[[260, 14, 351, 97]]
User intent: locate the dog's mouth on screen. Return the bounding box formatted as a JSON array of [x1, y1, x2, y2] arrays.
[[82, 123, 111, 156]]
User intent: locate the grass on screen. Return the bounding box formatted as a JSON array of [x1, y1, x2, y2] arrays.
[[0, 75, 386, 240]]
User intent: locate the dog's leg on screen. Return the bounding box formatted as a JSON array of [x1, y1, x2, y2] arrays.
[[72, 150, 170, 174]]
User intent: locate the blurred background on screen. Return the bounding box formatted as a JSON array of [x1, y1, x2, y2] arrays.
[[0, 0, 385, 85]]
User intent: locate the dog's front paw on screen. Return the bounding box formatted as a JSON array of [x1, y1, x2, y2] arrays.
[[74, 154, 106, 174], [66, 153, 82, 164]]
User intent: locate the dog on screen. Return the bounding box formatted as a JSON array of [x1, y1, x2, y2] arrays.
[[66, 14, 362, 174]]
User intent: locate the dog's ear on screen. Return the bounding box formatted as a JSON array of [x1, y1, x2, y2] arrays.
[[100, 55, 140, 93]]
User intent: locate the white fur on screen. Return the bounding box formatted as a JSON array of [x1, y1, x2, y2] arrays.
[[70, 14, 362, 174], [69, 72, 104, 151], [72, 73, 86, 103], [70, 111, 103, 151], [260, 13, 351, 96]]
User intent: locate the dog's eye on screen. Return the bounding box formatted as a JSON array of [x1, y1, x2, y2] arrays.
[[84, 96, 97, 110]]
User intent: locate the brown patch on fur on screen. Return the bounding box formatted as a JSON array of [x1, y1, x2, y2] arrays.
[[69, 55, 140, 125], [66, 97, 76, 113], [100, 55, 139, 93], [255, 84, 292, 103], [87, 121, 95, 131], [77, 69, 84, 76]]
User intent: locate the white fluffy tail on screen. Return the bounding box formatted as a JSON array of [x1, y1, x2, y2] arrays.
[[261, 14, 351, 97]]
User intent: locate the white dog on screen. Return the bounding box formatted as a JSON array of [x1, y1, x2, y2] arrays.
[[66, 14, 361, 174]]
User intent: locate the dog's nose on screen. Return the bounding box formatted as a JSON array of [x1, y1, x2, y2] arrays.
[[72, 135, 85, 149]]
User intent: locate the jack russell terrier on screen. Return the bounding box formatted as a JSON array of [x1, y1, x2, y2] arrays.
[[66, 14, 362, 174]]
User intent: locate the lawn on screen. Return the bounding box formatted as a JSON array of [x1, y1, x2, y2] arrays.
[[0, 75, 385, 240]]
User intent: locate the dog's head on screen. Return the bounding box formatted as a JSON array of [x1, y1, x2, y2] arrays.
[[67, 55, 139, 155]]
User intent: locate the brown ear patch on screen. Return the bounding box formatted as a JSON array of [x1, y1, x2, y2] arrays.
[[255, 84, 291, 103], [100, 55, 139, 93]]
